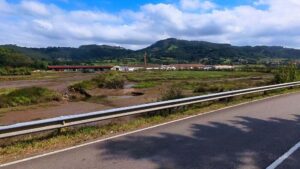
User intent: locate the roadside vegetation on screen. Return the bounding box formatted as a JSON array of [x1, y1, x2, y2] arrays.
[[160, 85, 184, 101], [192, 78, 272, 94], [0, 87, 61, 108], [274, 63, 297, 83]]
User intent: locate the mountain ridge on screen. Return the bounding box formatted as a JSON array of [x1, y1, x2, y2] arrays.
[[1, 38, 300, 67]]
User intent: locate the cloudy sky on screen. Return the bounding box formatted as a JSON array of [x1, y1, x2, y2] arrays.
[[0, 0, 300, 49]]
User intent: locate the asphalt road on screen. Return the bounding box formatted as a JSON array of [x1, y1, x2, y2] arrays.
[[277, 148, 300, 169], [2, 92, 300, 169]]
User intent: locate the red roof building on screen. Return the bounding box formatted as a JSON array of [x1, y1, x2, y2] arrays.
[[48, 65, 113, 71]]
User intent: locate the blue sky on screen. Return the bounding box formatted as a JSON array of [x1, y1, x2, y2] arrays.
[[0, 0, 299, 49], [8, 0, 254, 12], [69, 0, 251, 11]]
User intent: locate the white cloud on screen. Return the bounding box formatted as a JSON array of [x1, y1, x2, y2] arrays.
[[33, 19, 53, 31], [180, 0, 216, 11], [0, 0, 300, 49], [20, 0, 49, 16], [0, 0, 14, 13]]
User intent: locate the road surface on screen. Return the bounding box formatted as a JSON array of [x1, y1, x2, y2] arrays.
[[2, 92, 300, 169]]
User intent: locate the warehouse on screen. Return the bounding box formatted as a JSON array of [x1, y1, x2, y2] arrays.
[[48, 65, 113, 72]]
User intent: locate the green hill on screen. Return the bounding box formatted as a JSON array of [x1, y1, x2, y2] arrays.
[[137, 38, 300, 64], [1, 38, 300, 67]]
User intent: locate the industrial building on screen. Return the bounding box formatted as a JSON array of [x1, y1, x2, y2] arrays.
[[48, 65, 113, 72]]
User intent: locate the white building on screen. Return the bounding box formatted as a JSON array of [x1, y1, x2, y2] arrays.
[[128, 67, 144, 72], [111, 66, 129, 72], [214, 65, 235, 70], [161, 65, 176, 70]]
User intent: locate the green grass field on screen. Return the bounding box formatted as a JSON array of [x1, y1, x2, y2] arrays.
[[124, 71, 265, 82], [0, 71, 79, 81], [133, 81, 158, 89]]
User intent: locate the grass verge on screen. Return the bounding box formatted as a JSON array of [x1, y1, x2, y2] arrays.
[[0, 87, 61, 108], [133, 81, 158, 89], [1, 87, 300, 164]]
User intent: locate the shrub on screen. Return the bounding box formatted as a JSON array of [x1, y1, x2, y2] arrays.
[[0, 67, 31, 76], [161, 85, 184, 101], [68, 72, 125, 98], [0, 87, 61, 108], [101, 72, 125, 89], [68, 81, 95, 97], [70, 71, 125, 91], [274, 63, 297, 83], [193, 84, 224, 93]]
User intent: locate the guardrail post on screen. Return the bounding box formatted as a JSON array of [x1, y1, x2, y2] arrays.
[[57, 120, 66, 133]]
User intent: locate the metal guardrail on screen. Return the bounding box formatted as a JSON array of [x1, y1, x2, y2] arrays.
[[1, 81, 300, 139]]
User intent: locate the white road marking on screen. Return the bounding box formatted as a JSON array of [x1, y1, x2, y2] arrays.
[[0, 92, 299, 168], [266, 142, 300, 169]]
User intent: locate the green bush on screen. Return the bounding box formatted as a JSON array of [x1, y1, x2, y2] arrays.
[[100, 72, 125, 89], [0, 67, 31, 76], [274, 63, 297, 83], [68, 80, 98, 98], [0, 87, 61, 108], [193, 84, 224, 93], [70, 72, 125, 92], [69, 72, 125, 98], [161, 85, 184, 101]]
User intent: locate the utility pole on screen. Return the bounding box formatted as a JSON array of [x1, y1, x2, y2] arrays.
[[144, 52, 147, 68]]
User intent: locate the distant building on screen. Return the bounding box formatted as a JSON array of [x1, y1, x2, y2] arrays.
[[128, 67, 144, 72], [111, 66, 129, 72], [214, 65, 235, 70], [146, 65, 161, 70], [125, 64, 161, 72], [171, 64, 205, 70], [48, 65, 113, 72], [203, 65, 214, 70], [161, 65, 176, 70]]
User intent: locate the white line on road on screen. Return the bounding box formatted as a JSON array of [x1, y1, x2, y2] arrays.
[[266, 141, 300, 169], [0, 91, 299, 168]]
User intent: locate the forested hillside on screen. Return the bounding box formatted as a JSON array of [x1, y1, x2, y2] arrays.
[[138, 38, 300, 64], [1, 38, 300, 67]]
